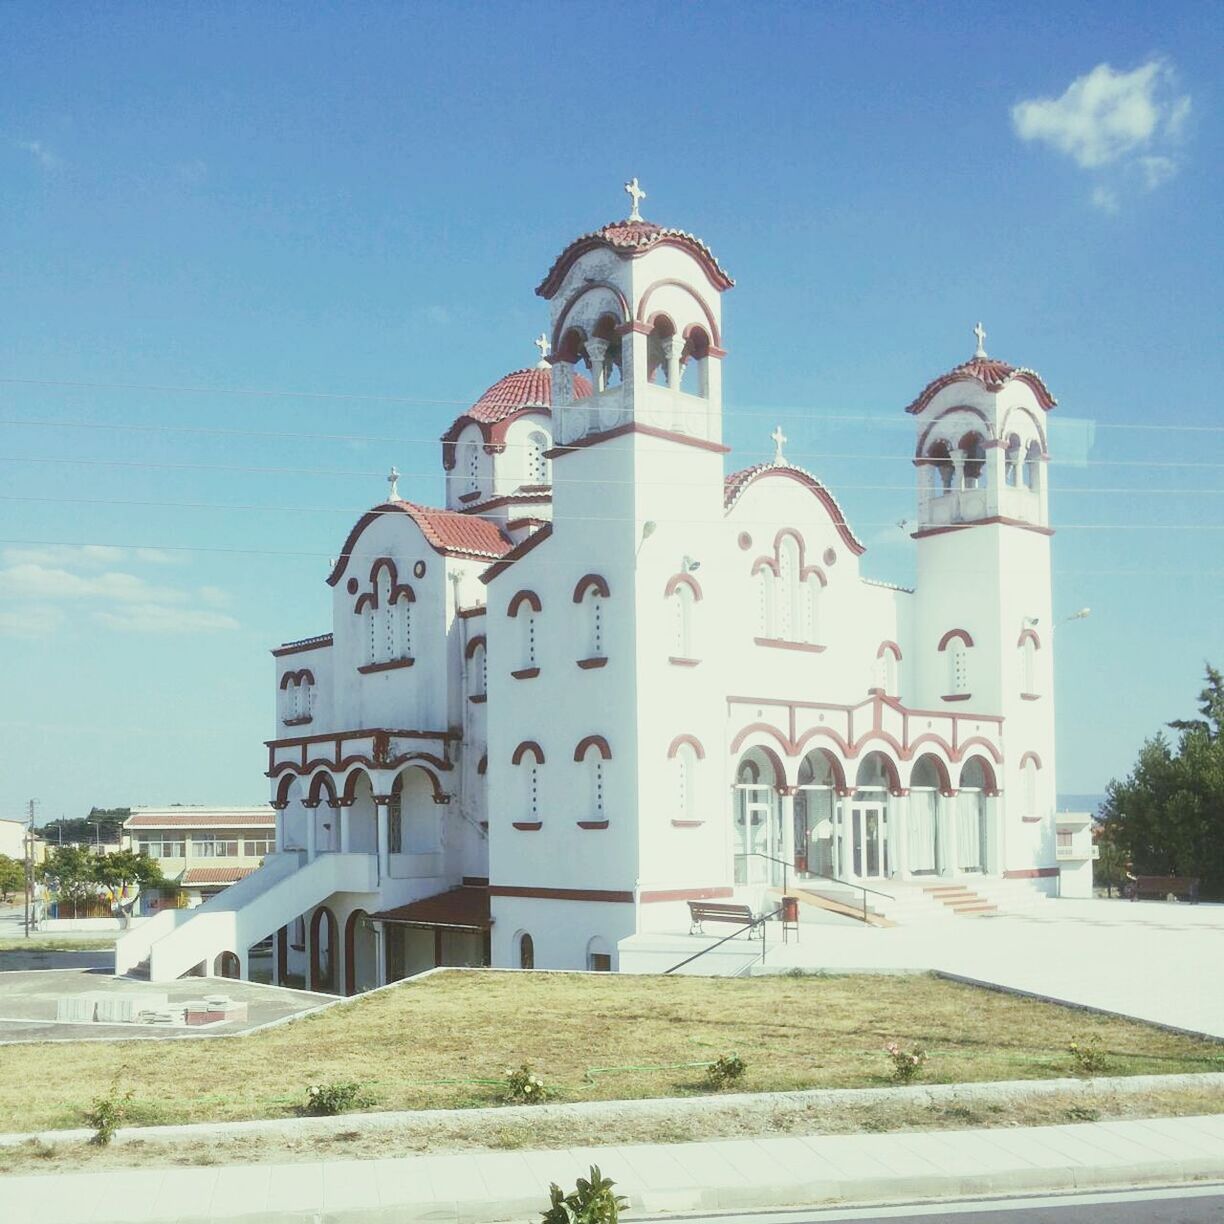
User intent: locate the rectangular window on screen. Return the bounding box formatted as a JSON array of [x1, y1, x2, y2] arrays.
[[192, 837, 217, 858], [1056, 830, 1072, 850], [243, 839, 273, 856]]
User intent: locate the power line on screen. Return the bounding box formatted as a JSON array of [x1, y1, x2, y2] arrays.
[[3, 374, 1223, 434], [2, 453, 1223, 495]]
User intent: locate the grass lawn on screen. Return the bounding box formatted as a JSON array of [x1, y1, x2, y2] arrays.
[[0, 938, 116, 952], [0, 970, 1219, 1135]]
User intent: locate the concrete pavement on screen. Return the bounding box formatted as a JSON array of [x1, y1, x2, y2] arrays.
[[4, 1112, 1224, 1224]]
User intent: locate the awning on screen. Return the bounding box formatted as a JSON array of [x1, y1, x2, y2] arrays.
[[371, 886, 490, 932]]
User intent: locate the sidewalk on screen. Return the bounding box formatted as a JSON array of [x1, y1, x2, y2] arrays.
[[5, 1112, 1224, 1224]]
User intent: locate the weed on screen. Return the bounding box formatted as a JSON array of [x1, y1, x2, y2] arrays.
[[884, 1042, 927, 1084], [542, 1165, 627, 1224], [86, 1088, 132, 1146], [303, 1082, 372, 1116], [706, 1052, 747, 1088], [505, 1064, 551, 1104], [1068, 1037, 1109, 1076]]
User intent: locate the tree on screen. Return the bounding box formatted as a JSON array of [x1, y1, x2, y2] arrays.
[[1099, 664, 1224, 900], [36, 845, 102, 918], [0, 854, 24, 902], [93, 849, 164, 913]]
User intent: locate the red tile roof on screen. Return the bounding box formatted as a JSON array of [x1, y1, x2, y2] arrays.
[[126, 810, 274, 829], [906, 355, 1057, 416], [724, 462, 866, 556], [536, 218, 735, 298], [371, 885, 490, 930], [181, 866, 257, 886]]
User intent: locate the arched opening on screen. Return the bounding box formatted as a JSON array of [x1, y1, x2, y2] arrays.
[[959, 431, 986, 489], [389, 766, 441, 857], [844, 751, 898, 880], [956, 757, 995, 873], [680, 326, 711, 397], [214, 950, 241, 979], [344, 909, 378, 995], [526, 428, 550, 486], [908, 755, 948, 876], [646, 314, 676, 386], [310, 905, 339, 993], [343, 770, 378, 855], [586, 936, 612, 972], [518, 931, 534, 970], [1023, 441, 1042, 491], [927, 440, 955, 493], [795, 749, 841, 878], [1004, 433, 1022, 487], [733, 747, 785, 886], [590, 314, 623, 390]]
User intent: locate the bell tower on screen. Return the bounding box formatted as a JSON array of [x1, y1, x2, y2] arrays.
[[534, 179, 734, 455]]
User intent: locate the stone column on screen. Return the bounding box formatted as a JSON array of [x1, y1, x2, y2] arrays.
[[778, 788, 796, 887], [374, 795, 392, 884], [373, 921, 388, 988], [271, 801, 287, 853], [942, 792, 960, 876], [336, 802, 351, 854], [662, 334, 684, 392], [585, 339, 609, 394], [303, 802, 318, 862], [890, 792, 909, 880]]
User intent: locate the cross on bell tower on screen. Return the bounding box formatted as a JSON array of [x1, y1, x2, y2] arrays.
[[973, 321, 987, 358], [771, 425, 787, 465], [624, 177, 646, 222]]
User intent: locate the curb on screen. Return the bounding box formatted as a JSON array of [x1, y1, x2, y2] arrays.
[[2, 1070, 1222, 1150]]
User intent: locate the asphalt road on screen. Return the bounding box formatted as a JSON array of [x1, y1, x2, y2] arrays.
[[657, 1186, 1224, 1223]]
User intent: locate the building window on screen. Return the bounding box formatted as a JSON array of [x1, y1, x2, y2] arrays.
[[675, 741, 697, 821], [519, 931, 534, 970], [575, 737, 611, 826], [587, 937, 612, 972], [950, 640, 968, 694], [1057, 829, 1072, 850], [527, 429, 550, 485], [393, 594, 413, 661], [508, 591, 541, 674], [467, 639, 487, 700], [467, 442, 480, 496], [388, 782, 403, 854], [1021, 755, 1040, 819], [243, 839, 274, 857], [512, 741, 546, 825], [1019, 630, 1040, 695], [755, 567, 774, 637]]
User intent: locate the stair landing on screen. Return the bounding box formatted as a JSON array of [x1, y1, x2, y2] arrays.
[[922, 883, 998, 916]]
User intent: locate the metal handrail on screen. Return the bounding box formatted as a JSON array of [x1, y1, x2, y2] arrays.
[[802, 870, 894, 902], [733, 850, 791, 897], [664, 904, 783, 976], [733, 850, 894, 923]]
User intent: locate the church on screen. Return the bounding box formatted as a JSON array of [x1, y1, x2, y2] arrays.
[[116, 183, 1084, 991]]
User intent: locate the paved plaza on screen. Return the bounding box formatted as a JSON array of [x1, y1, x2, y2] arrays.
[[0, 969, 332, 1042]]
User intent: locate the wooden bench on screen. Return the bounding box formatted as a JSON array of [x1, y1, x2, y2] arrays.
[[687, 901, 759, 938], [1125, 875, 1200, 903]]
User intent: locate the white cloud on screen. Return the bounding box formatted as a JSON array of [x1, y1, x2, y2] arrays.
[[1, 544, 176, 568], [0, 604, 65, 638], [16, 139, 59, 169], [95, 606, 238, 634], [1011, 58, 1191, 210], [197, 585, 231, 607]]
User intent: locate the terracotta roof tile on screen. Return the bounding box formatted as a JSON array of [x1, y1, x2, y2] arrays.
[[464, 367, 592, 425], [906, 355, 1057, 415], [371, 885, 490, 930], [126, 810, 274, 829], [181, 866, 257, 886], [536, 218, 735, 298]]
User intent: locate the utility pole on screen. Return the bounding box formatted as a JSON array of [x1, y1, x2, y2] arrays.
[[24, 798, 37, 939]]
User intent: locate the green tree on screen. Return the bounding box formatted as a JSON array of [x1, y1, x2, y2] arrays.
[[94, 849, 164, 912], [1100, 665, 1224, 900], [0, 854, 24, 901], [36, 845, 101, 918]]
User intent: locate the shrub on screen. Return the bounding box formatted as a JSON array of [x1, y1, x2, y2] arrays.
[[884, 1041, 927, 1084], [541, 1165, 627, 1224], [1068, 1037, 1109, 1076], [87, 1089, 132, 1146], [706, 1052, 746, 1088], [505, 1064, 550, 1105], [304, 1081, 370, 1116]]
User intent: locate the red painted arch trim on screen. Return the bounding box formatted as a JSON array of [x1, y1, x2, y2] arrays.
[[572, 573, 611, 602], [667, 734, 707, 760], [464, 635, 486, 660], [480, 524, 553, 587], [1019, 751, 1044, 769], [958, 753, 1001, 792], [279, 669, 316, 689], [635, 279, 723, 347], [876, 640, 903, 661], [511, 740, 545, 766], [307, 773, 339, 806], [507, 589, 543, 616], [729, 722, 793, 759], [354, 592, 377, 614], [908, 751, 953, 794], [664, 572, 704, 601], [548, 280, 632, 352], [915, 404, 995, 458], [477, 755, 488, 775], [574, 734, 612, 762], [730, 468, 867, 557], [794, 744, 849, 792], [750, 556, 780, 578], [938, 628, 975, 651], [1017, 628, 1043, 649]]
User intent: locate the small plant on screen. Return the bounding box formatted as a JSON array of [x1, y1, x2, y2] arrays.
[[542, 1165, 627, 1224], [1066, 1104, 1101, 1122], [505, 1063, 551, 1104], [884, 1041, 927, 1084], [706, 1052, 747, 1088], [304, 1081, 370, 1116], [87, 1088, 132, 1146], [1068, 1036, 1109, 1076]]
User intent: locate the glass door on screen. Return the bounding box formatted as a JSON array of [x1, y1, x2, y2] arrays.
[[733, 791, 782, 884], [849, 803, 888, 879]]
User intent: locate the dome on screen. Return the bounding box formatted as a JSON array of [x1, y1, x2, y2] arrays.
[[535, 218, 735, 298], [906, 354, 1057, 416], [441, 366, 591, 470]]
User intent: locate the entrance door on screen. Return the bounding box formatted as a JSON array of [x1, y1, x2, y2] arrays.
[[733, 796, 783, 885], [849, 804, 888, 880]]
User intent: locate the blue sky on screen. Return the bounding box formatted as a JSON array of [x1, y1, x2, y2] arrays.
[[2, 1, 1221, 822]]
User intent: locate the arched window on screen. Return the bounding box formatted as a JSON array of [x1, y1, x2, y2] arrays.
[[755, 566, 775, 637], [518, 931, 534, 970], [511, 741, 545, 826], [575, 736, 611, 827], [803, 571, 822, 645], [393, 592, 413, 661], [928, 440, 954, 492], [466, 442, 480, 495], [1021, 755, 1039, 818], [675, 741, 697, 822], [875, 643, 901, 698], [672, 583, 694, 656], [777, 535, 800, 640], [680, 327, 711, 398], [388, 774, 403, 854], [467, 639, 487, 701], [375, 566, 394, 663], [949, 639, 969, 695], [527, 430, 550, 485], [363, 604, 378, 666], [586, 937, 612, 972], [1024, 441, 1042, 491], [508, 591, 542, 675], [1019, 630, 1040, 696]]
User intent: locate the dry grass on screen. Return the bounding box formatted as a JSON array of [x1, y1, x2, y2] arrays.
[[0, 938, 116, 952], [0, 971, 1219, 1138]]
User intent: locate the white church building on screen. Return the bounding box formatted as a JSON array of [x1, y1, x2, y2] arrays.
[[117, 185, 1088, 991]]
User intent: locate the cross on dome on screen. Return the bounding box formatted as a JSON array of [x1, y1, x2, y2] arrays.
[[387, 465, 401, 502], [973, 321, 987, 358], [534, 332, 551, 368], [771, 425, 787, 465], [624, 176, 646, 222]]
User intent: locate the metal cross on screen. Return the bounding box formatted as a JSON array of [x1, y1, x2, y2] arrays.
[[624, 176, 646, 222], [771, 425, 787, 465], [534, 332, 550, 363], [973, 321, 987, 358], [387, 465, 400, 501]]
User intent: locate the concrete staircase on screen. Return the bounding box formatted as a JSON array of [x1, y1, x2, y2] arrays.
[[920, 882, 999, 917]]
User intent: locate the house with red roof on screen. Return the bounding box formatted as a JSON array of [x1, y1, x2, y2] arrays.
[[117, 185, 1080, 991]]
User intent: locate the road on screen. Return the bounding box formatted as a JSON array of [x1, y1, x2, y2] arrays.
[[657, 1186, 1224, 1223]]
